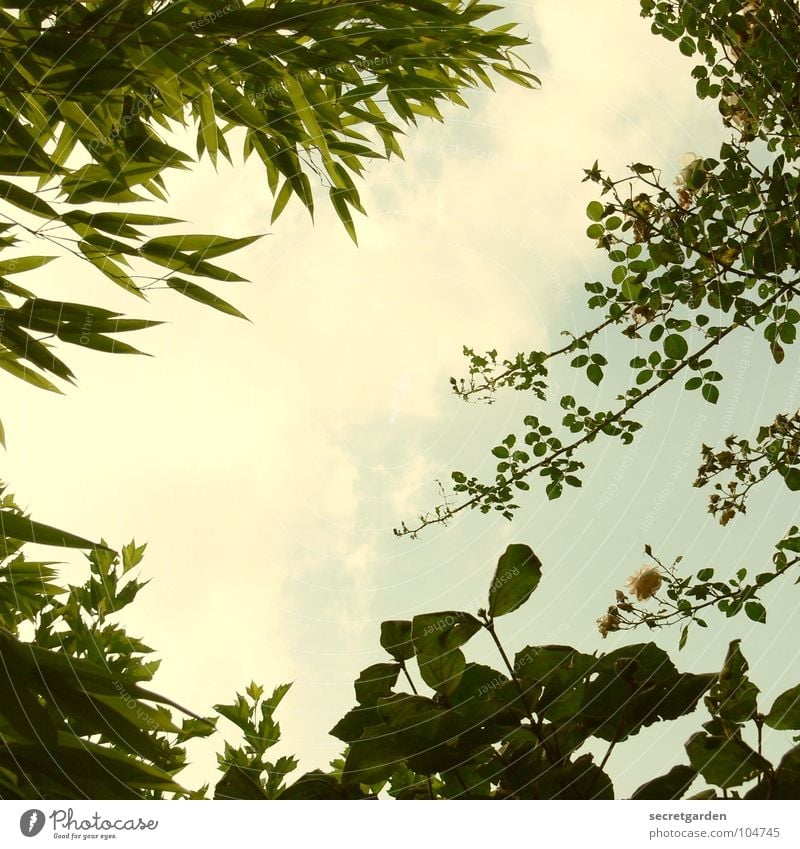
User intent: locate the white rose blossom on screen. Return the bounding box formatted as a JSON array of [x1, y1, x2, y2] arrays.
[[625, 565, 664, 601]]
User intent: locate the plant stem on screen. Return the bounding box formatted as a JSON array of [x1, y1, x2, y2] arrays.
[[400, 660, 418, 695], [400, 660, 435, 799], [484, 618, 555, 763], [485, 620, 532, 720]]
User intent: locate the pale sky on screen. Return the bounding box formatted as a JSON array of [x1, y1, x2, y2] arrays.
[[4, 1, 800, 797]]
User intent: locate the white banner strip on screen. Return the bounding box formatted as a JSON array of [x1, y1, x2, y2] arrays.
[[2, 801, 797, 848]]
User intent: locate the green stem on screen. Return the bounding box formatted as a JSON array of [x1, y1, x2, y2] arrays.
[[400, 661, 436, 799], [485, 620, 532, 720], [484, 618, 556, 763], [400, 660, 418, 695]]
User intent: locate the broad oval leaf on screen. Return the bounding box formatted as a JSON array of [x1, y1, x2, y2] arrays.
[[765, 683, 800, 730], [685, 731, 770, 790], [380, 620, 414, 662], [354, 663, 400, 707], [663, 333, 689, 359], [411, 611, 481, 655], [631, 765, 697, 800], [488, 544, 542, 617]]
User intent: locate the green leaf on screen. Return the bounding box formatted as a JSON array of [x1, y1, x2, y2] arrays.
[[279, 771, 367, 800], [0, 255, 56, 274], [782, 467, 800, 492], [701, 383, 720, 405], [0, 179, 57, 219], [1, 323, 74, 382], [0, 510, 107, 550], [587, 363, 603, 385], [514, 645, 595, 725], [8, 733, 186, 796], [0, 638, 59, 746], [411, 612, 482, 655], [620, 279, 642, 301], [214, 79, 266, 130], [586, 201, 604, 222], [744, 601, 766, 624], [329, 187, 358, 244], [145, 234, 261, 260], [411, 611, 480, 697], [214, 764, 270, 800], [523, 754, 614, 800], [343, 728, 403, 785], [51, 691, 178, 766], [78, 247, 143, 298], [0, 356, 63, 392], [380, 620, 414, 662], [416, 646, 466, 697], [447, 662, 516, 726], [686, 731, 769, 789], [329, 705, 381, 744], [141, 242, 245, 282], [765, 683, 800, 730], [197, 87, 220, 165], [487, 544, 542, 617], [663, 334, 688, 359], [581, 643, 714, 743], [769, 746, 800, 799], [631, 765, 697, 800], [57, 331, 148, 356], [176, 715, 217, 743], [167, 277, 247, 319], [705, 640, 759, 723], [270, 180, 294, 225], [354, 663, 400, 707]]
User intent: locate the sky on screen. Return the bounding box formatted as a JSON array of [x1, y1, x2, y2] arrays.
[[3, 0, 800, 797]]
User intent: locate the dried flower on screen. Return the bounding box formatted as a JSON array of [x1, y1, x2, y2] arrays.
[[678, 187, 693, 210], [597, 611, 620, 639], [626, 565, 663, 601]]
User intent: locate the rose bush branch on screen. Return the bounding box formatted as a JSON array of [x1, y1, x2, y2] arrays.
[[597, 530, 800, 647], [397, 0, 800, 539], [696, 410, 800, 525]]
